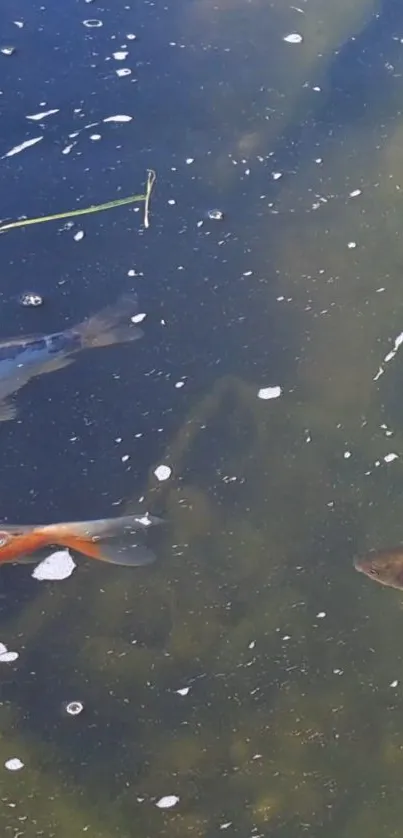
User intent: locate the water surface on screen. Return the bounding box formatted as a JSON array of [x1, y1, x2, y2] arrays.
[[0, 0, 403, 836]]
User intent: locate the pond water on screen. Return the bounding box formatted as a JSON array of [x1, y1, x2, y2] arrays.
[[0, 0, 403, 836]]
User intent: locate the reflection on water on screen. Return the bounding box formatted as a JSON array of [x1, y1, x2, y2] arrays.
[[3, 0, 403, 835]]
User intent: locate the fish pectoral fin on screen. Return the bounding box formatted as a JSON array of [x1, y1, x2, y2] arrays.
[[39, 355, 75, 375], [0, 398, 17, 422], [59, 534, 156, 567]]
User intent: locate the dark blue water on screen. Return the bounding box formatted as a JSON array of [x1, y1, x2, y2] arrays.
[[2, 0, 403, 835]]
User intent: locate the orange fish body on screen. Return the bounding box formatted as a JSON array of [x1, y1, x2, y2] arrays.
[[0, 514, 163, 567]]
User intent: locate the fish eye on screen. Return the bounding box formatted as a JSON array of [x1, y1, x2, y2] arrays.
[[0, 532, 11, 548], [369, 566, 380, 576]]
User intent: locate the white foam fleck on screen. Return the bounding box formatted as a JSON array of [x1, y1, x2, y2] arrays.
[[112, 51, 129, 60], [176, 687, 190, 696], [154, 465, 172, 481], [32, 550, 76, 581], [13, 21, 24, 28], [156, 795, 179, 809], [272, 172, 283, 180], [349, 189, 362, 197], [248, 640, 256, 649], [316, 611, 326, 619], [90, 134, 101, 141], [121, 454, 130, 462], [283, 33, 303, 43], [74, 230, 85, 241], [344, 451, 351, 459], [186, 157, 194, 164], [0, 651, 18, 663], [103, 114, 133, 123], [1, 46, 16, 56], [257, 386, 282, 400], [2, 136, 43, 158], [116, 68, 132, 77], [62, 143, 75, 155], [220, 823, 232, 830], [26, 109, 59, 121], [5, 758, 24, 771], [347, 241, 357, 249], [131, 313, 146, 323], [384, 453, 398, 463], [390, 680, 399, 688], [373, 331, 403, 380]]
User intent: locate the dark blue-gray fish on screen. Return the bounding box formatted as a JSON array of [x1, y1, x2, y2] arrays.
[[0, 292, 143, 421]]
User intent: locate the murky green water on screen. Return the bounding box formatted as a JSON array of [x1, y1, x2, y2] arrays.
[[2, 0, 403, 835]]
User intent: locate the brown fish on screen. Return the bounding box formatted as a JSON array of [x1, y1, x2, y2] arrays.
[[0, 513, 163, 567], [354, 547, 403, 591]]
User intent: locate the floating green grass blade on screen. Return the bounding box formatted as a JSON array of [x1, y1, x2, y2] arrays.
[[0, 169, 156, 233]]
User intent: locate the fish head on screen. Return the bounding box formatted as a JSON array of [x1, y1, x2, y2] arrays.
[[354, 547, 403, 591]]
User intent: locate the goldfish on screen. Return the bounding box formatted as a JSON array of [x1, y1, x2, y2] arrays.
[[0, 513, 163, 567], [0, 292, 143, 421], [354, 547, 403, 591]]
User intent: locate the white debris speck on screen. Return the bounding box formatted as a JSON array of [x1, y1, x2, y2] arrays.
[[83, 18, 103, 27], [283, 33, 303, 43], [62, 143, 75, 155], [26, 109, 59, 121], [176, 687, 190, 696], [13, 21, 24, 28], [207, 208, 224, 221], [384, 453, 399, 463], [344, 451, 351, 459], [168, 199, 176, 205], [390, 680, 399, 688], [65, 701, 84, 716], [112, 51, 129, 60], [2, 136, 43, 159], [220, 823, 232, 830], [0, 651, 18, 663], [257, 386, 282, 400], [349, 189, 362, 197], [156, 795, 179, 809], [374, 331, 403, 380], [90, 134, 101, 141], [333, 668, 343, 675], [316, 611, 326, 619], [131, 313, 147, 323], [32, 550, 76, 581], [186, 157, 194, 164], [116, 68, 132, 77], [248, 640, 256, 649], [1, 47, 16, 56], [175, 381, 185, 389], [347, 241, 357, 249], [154, 465, 172, 482], [5, 759, 24, 771], [272, 172, 283, 180], [103, 114, 133, 123], [127, 33, 137, 40], [121, 454, 130, 462], [74, 230, 85, 241]]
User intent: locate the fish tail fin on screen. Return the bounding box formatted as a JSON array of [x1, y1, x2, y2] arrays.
[[75, 293, 144, 349], [42, 514, 163, 566]]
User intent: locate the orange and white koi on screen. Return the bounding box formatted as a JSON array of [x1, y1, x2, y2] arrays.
[[0, 513, 163, 567]]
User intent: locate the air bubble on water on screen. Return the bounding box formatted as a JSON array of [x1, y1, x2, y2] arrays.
[[64, 701, 84, 716], [83, 18, 103, 27], [207, 208, 224, 221], [1, 47, 16, 56]]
